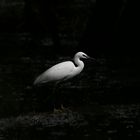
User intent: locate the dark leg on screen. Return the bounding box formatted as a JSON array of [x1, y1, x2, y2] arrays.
[[48, 82, 61, 111]]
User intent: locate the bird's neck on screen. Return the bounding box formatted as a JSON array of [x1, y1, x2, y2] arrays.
[[74, 56, 84, 70]]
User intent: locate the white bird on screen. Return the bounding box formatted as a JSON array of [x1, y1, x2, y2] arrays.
[[33, 52, 94, 86]]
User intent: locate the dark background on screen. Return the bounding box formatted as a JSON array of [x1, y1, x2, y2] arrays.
[[0, 0, 140, 139]]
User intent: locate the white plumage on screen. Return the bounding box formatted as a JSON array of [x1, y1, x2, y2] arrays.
[[34, 52, 92, 86]]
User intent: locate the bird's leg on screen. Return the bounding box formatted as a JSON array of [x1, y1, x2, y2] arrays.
[[52, 82, 66, 112], [52, 82, 58, 95], [53, 107, 58, 113], [52, 82, 60, 111]]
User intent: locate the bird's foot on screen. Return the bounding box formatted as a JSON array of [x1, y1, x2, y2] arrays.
[[53, 108, 63, 113], [53, 105, 68, 113], [60, 104, 69, 111], [60, 104, 65, 110]]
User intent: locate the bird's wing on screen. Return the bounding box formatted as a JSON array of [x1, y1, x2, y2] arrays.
[[34, 61, 75, 85]]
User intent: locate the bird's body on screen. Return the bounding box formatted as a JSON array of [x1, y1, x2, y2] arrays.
[[34, 52, 91, 86]]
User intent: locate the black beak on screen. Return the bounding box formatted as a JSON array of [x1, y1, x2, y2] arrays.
[[87, 55, 96, 61], [86, 55, 101, 64]]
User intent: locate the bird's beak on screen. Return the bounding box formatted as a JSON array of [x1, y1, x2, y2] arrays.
[[87, 55, 96, 61], [86, 55, 101, 64]]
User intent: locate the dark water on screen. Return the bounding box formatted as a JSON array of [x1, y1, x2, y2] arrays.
[[0, 34, 140, 140]]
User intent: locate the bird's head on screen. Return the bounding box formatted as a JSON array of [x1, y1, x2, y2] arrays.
[[75, 52, 95, 60], [76, 52, 89, 59]]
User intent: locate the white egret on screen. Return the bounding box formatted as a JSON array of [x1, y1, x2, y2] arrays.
[[33, 52, 94, 85], [33, 52, 95, 111]]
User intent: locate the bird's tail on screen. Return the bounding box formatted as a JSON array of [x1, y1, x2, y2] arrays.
[[33, 75, 41, 86]]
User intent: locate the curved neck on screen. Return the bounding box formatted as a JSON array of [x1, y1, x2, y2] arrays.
[[74, 55, 84, 70]]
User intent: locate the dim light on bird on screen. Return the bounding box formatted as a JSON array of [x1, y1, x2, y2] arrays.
[[33, 52, 94, 86]]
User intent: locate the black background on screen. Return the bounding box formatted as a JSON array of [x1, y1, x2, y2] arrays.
[[0, 0, 140, 139]]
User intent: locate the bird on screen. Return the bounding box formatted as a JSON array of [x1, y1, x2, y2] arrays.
[[33, 52, 94, 86], [33, 52, 95, 111]]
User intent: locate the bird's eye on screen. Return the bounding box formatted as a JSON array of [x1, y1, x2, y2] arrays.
[[83, 54, 87, 57]]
